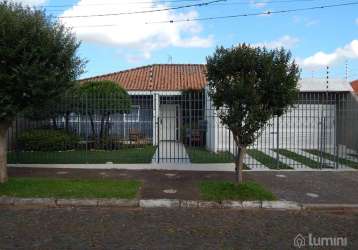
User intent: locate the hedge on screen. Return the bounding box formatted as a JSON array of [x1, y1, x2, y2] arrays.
[[17, 129, 80, 151]]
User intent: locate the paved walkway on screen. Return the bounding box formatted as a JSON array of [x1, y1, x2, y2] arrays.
[[8, 167, 358, 204], [152, 141, 190, 164]]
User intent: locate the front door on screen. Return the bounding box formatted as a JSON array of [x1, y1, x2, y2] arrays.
[[159, 104, 177, 141]]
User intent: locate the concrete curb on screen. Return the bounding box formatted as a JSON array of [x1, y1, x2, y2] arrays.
[[302, 203, 358, 211], [0, 197, 357, 211]]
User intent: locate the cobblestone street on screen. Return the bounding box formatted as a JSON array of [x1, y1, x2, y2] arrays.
[[0, 207, 357, 249]]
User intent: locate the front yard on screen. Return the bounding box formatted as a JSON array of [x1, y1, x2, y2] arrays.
[[186, 147, 250, 169], [246, 149, 293, 169], [0, 178, 140, 199], [7, 146, 156, 164], [305, 149, 358, 169]]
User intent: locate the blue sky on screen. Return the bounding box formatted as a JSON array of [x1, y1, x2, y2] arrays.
[[15, 0, 358, 80]]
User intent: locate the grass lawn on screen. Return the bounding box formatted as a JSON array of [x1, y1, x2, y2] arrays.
[[246, 149, 293, 169], [305, 149, 358, 169], [199, 180, 276, 202], [0, 178, 141, 199], [186, 147, 250, 169], [273, 149, 322, 169], [8, 145, 156, 164]]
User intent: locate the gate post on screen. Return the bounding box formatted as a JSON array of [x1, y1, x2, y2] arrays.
[[276, 115, 280, 169], [157, 116, 160, 163]]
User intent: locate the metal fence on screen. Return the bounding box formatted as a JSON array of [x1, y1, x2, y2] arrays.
[[6, 91, 358, 170]]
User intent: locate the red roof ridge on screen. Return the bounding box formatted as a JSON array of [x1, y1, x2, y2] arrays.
[[80, 64, 154, 81], [80, 64, 207, 91], [80, 63, 206, 81]]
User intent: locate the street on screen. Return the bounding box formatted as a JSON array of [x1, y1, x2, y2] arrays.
[[0, 207, 357, 249]]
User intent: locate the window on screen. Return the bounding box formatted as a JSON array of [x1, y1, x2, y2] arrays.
[[124, 105, 140, 122]]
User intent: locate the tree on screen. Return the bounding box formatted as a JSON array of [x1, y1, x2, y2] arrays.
[[206, 44, 300, 183], [0, 2, 85, 182], [78, 80, 131, 145], [23, 84, 80, 131]]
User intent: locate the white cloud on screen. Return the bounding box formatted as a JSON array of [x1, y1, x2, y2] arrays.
[[8, 0, 47, 6], [60, 0, 213, 61], [356, 18, 358, 25], [250, 0, 269, 8], [301, 40, 358, 70], [293, 15, 319, 27], [253, 35, 300, 49]]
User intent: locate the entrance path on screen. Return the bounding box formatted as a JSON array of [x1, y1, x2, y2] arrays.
[[152, 141, 190, 164], [8, 167, 358, 204]]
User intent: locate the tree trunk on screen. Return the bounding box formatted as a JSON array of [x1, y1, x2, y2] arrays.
[[105, 113, 110, 137], [234, 146, 246, 184], [65, 112, 70, 132], [51, 117, 58, 129], [99, 115, 106, 141], [89, 114, 97, 139], [0, 122, 10, 183]]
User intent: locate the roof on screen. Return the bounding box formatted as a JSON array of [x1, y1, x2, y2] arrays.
[[81, 64, 353, 93], [351, 80, 358, 93], [81, 64, 207, 91], [298, 78, 353, 92]]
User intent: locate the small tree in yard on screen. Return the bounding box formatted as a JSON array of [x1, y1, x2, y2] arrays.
[[206, 44, 300, 183], [78, 80, 131, 145], [0, 3, 85, 182]]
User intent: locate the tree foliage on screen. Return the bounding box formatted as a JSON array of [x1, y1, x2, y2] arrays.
[[0, 2, 85, 182], [207, 44, 300, 146], [206, 44, 300, 182], [23, 84, 80, 130], [78, 80, 131, 142], [0, 2, 85, 123]]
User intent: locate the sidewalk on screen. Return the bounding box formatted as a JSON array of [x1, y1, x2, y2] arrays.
[[8, 167, 358, 204]]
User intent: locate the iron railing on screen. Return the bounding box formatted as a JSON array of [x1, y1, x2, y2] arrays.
[[6, 91, 358, 169]]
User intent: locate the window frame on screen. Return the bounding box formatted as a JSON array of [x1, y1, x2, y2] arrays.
[[124, 105, 140, 122]]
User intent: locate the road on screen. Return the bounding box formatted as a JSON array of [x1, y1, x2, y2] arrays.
[[0, 207, 357, 249]]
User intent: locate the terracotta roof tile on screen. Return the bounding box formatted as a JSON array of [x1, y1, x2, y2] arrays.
[[81, 64, 207, 91], [351, 80, 358, 93]]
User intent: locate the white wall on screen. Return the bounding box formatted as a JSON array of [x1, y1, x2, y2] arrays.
[[205, 89, 337, 153]]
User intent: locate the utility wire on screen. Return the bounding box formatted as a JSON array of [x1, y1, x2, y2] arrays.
[[42, 0, 322, 9], [41, 0, 205, 8], [45, 0, 327, 15], [147, 1, 358, 24], [65, 1, 358, 27], [59, 0, 225, 18]]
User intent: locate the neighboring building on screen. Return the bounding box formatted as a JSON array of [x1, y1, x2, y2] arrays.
[[351, 79, 358, 93]]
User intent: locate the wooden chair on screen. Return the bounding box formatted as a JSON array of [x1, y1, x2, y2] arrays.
[[129, 128, 142, 144], [190, 129, 202, 146]]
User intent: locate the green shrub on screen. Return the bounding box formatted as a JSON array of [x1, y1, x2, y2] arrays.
[[17, 129, 80, 151]]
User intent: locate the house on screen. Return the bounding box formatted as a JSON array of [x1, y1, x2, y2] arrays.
[[82, 64, 206, 145], [82, 64, 354, 163]]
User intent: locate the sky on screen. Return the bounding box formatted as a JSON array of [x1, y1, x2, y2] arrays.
[[10, 0, 358, 80]]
